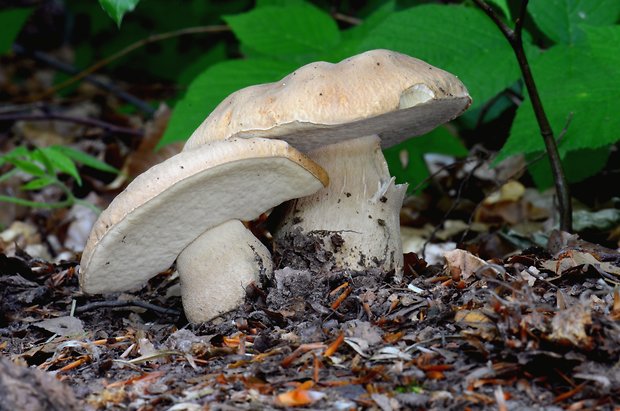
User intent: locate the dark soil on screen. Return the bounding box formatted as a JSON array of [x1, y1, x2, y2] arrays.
[[1, 232, 619, 410]]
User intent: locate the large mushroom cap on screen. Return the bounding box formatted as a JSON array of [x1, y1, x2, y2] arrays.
[[80, 138, 328, 294], [185, 49, 471, 152]]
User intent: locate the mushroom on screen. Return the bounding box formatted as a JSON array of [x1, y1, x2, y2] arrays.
[[183, 49, 471, 275], [79, 138, 328, 322]]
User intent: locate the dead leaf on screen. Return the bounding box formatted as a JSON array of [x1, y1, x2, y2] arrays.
[[549, 303, 592, 348], [275, 381, 325, 407], [33, 316, 84, 336], [444, 249, 487, 281], [541, 250, 620, 277]]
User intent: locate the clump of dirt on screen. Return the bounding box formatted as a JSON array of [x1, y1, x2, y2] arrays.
[[272, 226, 340, 272]]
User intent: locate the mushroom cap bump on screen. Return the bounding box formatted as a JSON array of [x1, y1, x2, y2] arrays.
[[185, 49, 471, 152], [79, 138, 328, 294]]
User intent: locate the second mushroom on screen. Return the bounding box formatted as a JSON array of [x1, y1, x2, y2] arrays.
[[185, 49, 471, 276]]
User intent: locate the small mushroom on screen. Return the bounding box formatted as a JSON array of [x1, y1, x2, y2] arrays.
[[184, 49, 471, 275], [79, 138, 328, 322]]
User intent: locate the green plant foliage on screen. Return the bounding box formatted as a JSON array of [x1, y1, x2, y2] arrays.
[[161, 59, 299, 146], [163, 0, 394, 146], [384, 127, 469, 192], [98, 0, 141, 27], [499, 25, 620, 164], [155, 0, 617, 190], [0, 8, 33, 54], [527, 146, 611, 189], [361, 5, 521, 111], [0, 146, 119, 210], [528, 0, 620, 45], [223, 2, 340, 60], [487, 0, 511, 19]]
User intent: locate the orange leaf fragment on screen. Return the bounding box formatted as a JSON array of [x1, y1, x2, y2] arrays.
[[223, 335, 241, 348], [329, 282, 350, 296], [323, 333, 345, 357], [276, 381, 325, 407], [425, 370, 445, 380], [331, 287, 352, 310]]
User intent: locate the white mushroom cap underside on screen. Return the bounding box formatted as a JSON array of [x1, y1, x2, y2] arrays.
[[80, 138, 327, 294], [186, 49, 471, 152]]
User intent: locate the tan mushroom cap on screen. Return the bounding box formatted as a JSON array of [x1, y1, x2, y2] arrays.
[[80, 138, 328, 294], [185, 49, 471, 152]]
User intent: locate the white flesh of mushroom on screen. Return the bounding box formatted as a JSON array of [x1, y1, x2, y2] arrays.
[[177, 219, 272, 323], [276, 135, 407, 274]]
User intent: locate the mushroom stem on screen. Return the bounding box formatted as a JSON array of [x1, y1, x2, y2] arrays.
[[275, 135, 406, 276], [177, 219, 273, 323]]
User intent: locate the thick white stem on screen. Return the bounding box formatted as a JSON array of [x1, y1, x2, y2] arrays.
[[177, 220, 273, 323], [276, 135, 406, 275]]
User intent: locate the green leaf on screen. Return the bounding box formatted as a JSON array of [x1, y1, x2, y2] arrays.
[[40, 147, 82, 185], [384, 127, 468, 191], [161, 58, 298, 147], [98, 0, 140, 27], [487, 0, 511, 19], [528, 0, 620, 45], [323, 0, 395, 61], [30, 149, 56, 175], [0, 8, 33, 54], [361, 5, 521, 111], [584, 24, 620, 66], [0, 195, 69, 209], [0, 146, 29, 166], [52, 146, 119, 174], [223, 2, 340, 58], [527, 146, 611, 189], [573, 208, 620, 231], [499, 30, 620, 161], [21, 176, 56, 191], [9, 158, 46, 177]]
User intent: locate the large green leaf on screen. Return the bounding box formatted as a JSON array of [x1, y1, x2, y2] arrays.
[[0, 8, 33, 54], [487, 0, 511, 19], [528, 0, 620, 45], [161, 59, 298, 146], [499, 27, 620, 161], [98, 0, 140, 27], [527, 146, 611, 189], [360, 5, 520, 111], [223, 2, 340, 59]]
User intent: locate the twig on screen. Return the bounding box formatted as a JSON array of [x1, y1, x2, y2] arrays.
[[12, 44, 156, 116], [74, 299, 181, 316], [473, 0, 573, 232], [421, 156, 486, 258], [0, 113, 143, 136], [37, 25, 230, 99], [331, 12, 362, 25]]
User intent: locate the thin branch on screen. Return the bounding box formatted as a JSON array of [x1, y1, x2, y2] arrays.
[[332, 12, 362, 25], [473, 0, 572, 232], [0, 113, 143, 136], [74, 299, 181, 316], [37, 25, 230, 99], [12, 44, 156, 116]]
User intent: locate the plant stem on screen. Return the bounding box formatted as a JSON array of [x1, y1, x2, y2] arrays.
[[0, 113, 142, 136], [34, 25, 230, 100], [12, 44, 156, 116], [473, 0, 572, 232]]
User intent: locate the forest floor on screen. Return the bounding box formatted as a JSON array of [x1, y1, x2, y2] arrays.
[[1, 53, 620, 411]]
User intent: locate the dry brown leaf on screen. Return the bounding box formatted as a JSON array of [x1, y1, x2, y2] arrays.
[[541, 250, 620, 277], [549, 303, 592, 348], [444, 249, 487, 281]]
